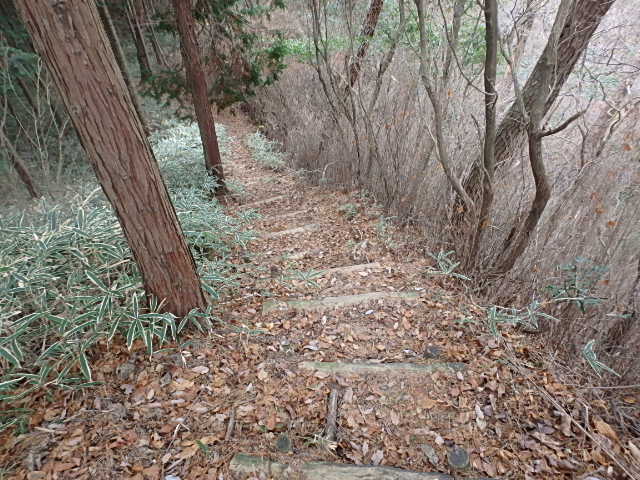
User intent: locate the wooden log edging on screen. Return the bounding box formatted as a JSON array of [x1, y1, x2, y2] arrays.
[[229, 454, 456, 480]]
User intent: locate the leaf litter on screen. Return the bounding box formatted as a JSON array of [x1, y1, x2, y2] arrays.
[[0, 114, 638, 480]]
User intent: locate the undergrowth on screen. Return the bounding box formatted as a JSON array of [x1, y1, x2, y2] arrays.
[[0, 122, 258, 430], [247, 131, 287, 171]]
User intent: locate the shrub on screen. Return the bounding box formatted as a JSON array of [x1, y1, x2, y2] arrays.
[[0, 121, 257, 429], [247, 131, 287, 171]]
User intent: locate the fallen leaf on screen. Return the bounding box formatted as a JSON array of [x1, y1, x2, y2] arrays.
[[371, 449, 384, 465], [594, 417, 619, 443], [560, 414, 572, 437], [192, 366, 209, 375], [177, 444, 199, 460], [628, 441, 640, 463]]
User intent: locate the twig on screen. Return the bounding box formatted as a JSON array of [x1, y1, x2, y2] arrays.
[[567, 383, 640, 390], [325, 387, 341, 441], [225, 406, 236, 441], [503, 342, 639, 478], [540, 110, 586, 138]]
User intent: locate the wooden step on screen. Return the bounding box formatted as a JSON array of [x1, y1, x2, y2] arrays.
[[262, 291, 419, 314], [322, 262, 381, 275], [263, 223, 320, 239], [244, 195, 286, 208], [263, 209, 308, 221], [229, 454, 456, 480], [279, 248, 323, 261], [301, 360, 466, 375]]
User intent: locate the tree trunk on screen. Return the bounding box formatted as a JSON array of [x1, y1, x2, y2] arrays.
[[143, 0, 169, 69], [367, 0, 406, 111], [172, 0, 226, 188], [15, 0, 206, 317], [98, 1, 150, 135], [415, 0, 473, 211], [459, 0, 616, 219], [469, 0, 498, 267], [346, 0, 384, 89], [0, 126, 40, 198], [496, 118, 551, 273], [128, 0, 152, 83]]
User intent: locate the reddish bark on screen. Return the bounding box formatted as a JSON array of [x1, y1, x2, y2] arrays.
[[172, 0, 226, 188], [15, 0, 206, 316]]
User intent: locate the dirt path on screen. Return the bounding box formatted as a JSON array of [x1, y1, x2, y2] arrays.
[[1, 115, 633, 480]]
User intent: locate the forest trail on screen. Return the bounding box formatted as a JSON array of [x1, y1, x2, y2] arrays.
[[0, 115, 628, 480]]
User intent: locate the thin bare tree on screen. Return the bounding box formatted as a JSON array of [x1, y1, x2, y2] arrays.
[[98, 0, 150, 135], [459, 0, 617, 221], [0, 125, 40, 198], [469, 0, 498, 266]]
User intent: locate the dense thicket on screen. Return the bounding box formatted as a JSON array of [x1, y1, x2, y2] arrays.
[[246, 0, 640, 383]]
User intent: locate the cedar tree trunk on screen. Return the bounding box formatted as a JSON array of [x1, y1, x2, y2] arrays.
[[15, 0, 206, 316], [172, 0, 226, 187]]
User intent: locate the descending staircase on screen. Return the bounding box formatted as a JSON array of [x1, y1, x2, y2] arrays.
[[220, 128, 499, 480]]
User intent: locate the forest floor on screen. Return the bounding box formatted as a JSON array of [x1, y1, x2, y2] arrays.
[[1, 113, 638, 480]]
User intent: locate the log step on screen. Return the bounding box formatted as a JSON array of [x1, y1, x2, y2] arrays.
[[322, 262, 381, 275], [264, 209, 308, 221], [244, 195, 286, 208], [229, 454, 455, 480], [262, 291, 419, 314], [263, 223, 320, 239], [301, 360, 466, 375]]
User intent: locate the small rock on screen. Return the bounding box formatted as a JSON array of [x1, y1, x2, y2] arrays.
[[160, 372, 172, 386], [26, 473, 46, 480], [109, 402, 127, 420], [116, 362, 135, 381], [165, 476, 181, 480], [423, 345, 442, 359], [447, 445, 470, 470], [418, 444, 439, 466], [276, 433, 292, 452]]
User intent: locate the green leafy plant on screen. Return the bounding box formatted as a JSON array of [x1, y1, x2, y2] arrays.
[[280, 268, 325, 289], [0, 120, 257, 418], [582, 339, 620, 378], [375, 216, 397, 248], [545, 257, 606, 312], [338, 202, 359, 220], [247, 131, 287, 171], [424, 250, 470, 281], [485, 301, 558, 336]]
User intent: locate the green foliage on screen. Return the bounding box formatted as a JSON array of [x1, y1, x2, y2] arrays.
[[424, 250, 470, 281], [582, 340, 620, 378], [485, 301, 558, 336], [375, 215, 397, 248], [545, 257, 606, 312], [338, 202, 359, 220], [0, 121, 258, 413], [458, 12, 485, 66], [143, 0, 287, 110], [279, 268, 325, 289], [247, 131, 287, 171]]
